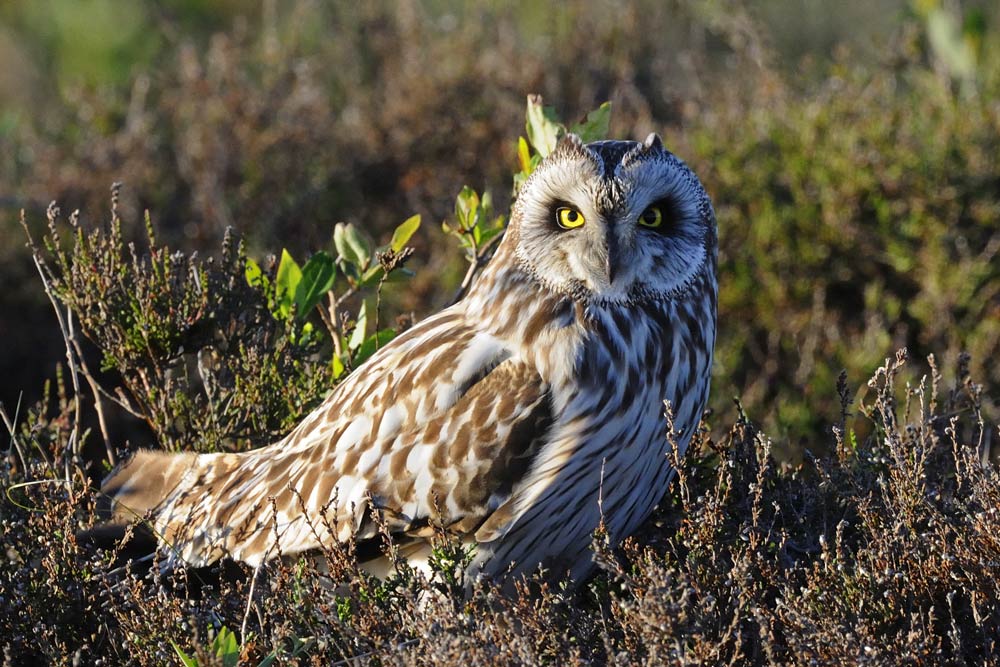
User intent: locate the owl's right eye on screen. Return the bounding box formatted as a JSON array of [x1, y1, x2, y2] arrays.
[[556, 207, 586, 230]]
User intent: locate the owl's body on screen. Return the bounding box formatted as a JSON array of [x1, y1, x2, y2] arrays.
[[101, 134, 717, 586]]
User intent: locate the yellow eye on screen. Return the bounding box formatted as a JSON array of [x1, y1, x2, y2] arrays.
[[556, 207, 586, 229], [639, 206, 663, 228]]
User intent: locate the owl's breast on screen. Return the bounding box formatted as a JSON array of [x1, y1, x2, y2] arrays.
[[569, 295, 715, 439]]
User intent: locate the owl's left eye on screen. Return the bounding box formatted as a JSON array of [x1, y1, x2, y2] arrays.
[[638, 206, 663, 228], [556, 207, 586, 230]]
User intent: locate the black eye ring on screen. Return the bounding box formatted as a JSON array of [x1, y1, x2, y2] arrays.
[[638, 198, 678, 233], [639, 206, 663, 228]]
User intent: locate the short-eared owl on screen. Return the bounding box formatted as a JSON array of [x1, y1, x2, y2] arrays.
[[99, 132, 718, 586]]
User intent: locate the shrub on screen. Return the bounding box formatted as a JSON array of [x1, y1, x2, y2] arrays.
[[3, 349, 997, 664], [675, 37, 1000, 450], [3, 3, 998, 450]]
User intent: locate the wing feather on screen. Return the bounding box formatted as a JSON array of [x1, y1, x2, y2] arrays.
[[367, 358, 551, 537], [101, 308, 554, 567]]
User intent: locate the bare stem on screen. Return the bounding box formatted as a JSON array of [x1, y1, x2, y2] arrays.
[[333, 285, 357, 310], [69, 327, 117, 466], [22, 209, 83, 481], [325, 291, 343, 360], [0, 396, 30, 474]]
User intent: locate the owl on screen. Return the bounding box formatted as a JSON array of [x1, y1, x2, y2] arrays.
[[97, 132, 718, 587]]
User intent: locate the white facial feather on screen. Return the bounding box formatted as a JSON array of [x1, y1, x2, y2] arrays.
[[512, 136, 715, 303]]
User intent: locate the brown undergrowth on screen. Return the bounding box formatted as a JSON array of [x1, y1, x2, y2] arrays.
[[3, 95, 1000, 662], [2, 345, 997, 664]]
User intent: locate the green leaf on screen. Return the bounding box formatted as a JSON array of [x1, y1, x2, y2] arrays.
[[245, 257, 267, 289], [514, 155, 542, 196], [333, 224, 356, 280], [290, 636, 314, 656], [275, 249, 303, 319], [294, 251, 337, 320], [478, 225, 505, 246], [516, 135, 532, 174], [212, 626, 240, 667], [355, 328, 397, 365], [455, 186, 480, 231], [358, 264, 385, 288], [347, 224, 372, 268], [570, 101, 612, 143], [331, 353, 346, 379], [298, 321, 315, 344], [525, 94, 564, 157], [333, 222, 372, 279], [390, 214, 421, 252], [383, 267, 415, 284], [170, 640, 198, 667], [333, 223, 354, 265], [336, 597, 353, 622]]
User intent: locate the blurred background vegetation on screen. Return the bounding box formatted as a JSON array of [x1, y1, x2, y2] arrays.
[[1, 0, 997, 459]]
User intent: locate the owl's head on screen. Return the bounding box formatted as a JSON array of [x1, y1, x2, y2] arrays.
[[508, 133, 716, 303]]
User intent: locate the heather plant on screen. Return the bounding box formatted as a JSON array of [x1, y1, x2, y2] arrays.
[[0, 0, 767, 425], [21, 194, 427, 467], [3, 347, 998, 664]]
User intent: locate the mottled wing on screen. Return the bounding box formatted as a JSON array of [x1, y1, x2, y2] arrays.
[[120, 307, 552, 567], [367, 358, 552, 538]]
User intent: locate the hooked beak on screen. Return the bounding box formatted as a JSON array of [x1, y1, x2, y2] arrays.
[[605, 226, 621, 286]]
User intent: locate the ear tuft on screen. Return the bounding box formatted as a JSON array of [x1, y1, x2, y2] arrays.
[[643, 133, 664, 151]]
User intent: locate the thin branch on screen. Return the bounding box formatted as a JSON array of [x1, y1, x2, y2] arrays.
[[318, 291, 339, 342], [67, 319, 117, 466], [452, 226, 480, 305], [327, 283, 362, 363], [22, 207, 83, 481], [333, 285, 357, 310], [63, 308, 84, 479], [0, 396, 28, 474], [373, 247, 414, 351], [374, 276, 386, 348], [83, 367, 146, 420], [329, 640, 420, 667], [241, 560, 264, 641]]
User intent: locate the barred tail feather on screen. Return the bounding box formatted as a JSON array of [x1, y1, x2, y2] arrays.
[[93, 448, 261, 567], [78, 450, 203, 561], [93, 446, 346, 568], [100, 449, 202, 523]]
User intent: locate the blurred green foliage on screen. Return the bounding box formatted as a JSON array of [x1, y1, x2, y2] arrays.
[[677, 51, 1000, 446]]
